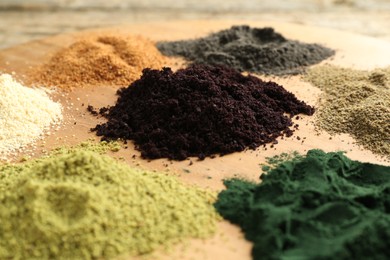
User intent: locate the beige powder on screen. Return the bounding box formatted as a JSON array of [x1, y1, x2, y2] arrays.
[[0, 74, 62, 159], [305, 65, 390, 158]]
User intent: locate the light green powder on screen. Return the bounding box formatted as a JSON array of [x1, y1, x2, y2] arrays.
[[0, 146, 218, 259], [305, 65, 390, 158]]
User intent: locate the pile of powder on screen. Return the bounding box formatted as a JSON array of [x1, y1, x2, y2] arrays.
[[0, 148, 218, 259], [305, 65, 390, 158], [90, 64, 315, 160], [215, 149, 390, 260], [31, 34, 166, 89], [157, 25, 334, 75], [0, 74, 62, 160]]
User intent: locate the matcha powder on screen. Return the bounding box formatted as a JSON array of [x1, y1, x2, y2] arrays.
[[0, 149, 218, 259], [305, 65, 390, 158], [215, 150, 390, 260]]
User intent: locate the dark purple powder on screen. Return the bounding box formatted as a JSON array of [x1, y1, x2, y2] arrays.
[[91, 64, 314, 160]]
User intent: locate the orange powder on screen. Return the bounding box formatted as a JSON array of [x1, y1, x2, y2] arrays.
[[31, 34, 166, 89]]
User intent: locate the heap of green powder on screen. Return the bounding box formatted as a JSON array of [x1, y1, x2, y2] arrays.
[[305, 65, 390, 158], [0, 146, 218, 259], [215, 149, 390, 260]]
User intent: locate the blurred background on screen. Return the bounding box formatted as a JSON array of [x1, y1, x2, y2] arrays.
[[1, 0, 389, 49]]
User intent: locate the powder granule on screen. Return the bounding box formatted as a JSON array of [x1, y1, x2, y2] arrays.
[[31, 34, 167, 89], [305, 65, 390, 158], [0, 74, 62, 159], [0, 149, 218, 259]]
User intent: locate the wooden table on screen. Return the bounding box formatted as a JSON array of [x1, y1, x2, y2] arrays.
[[1, 20, 390, 259]]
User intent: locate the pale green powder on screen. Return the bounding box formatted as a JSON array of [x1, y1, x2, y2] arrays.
[[305, 65, 390, 158], [0, 146, 218, 259]]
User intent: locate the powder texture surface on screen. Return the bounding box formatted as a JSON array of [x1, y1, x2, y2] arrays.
[[0, 74, 62, 160], [157, 25, 334, 75], [305, 65, 390, 158], [215, 149, 390, 260], [31, 34, 166, 89], [0, 147, 218, 259], [91, 64, 314, 160]]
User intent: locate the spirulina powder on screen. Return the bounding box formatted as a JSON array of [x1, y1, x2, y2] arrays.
[[215, 149, 390, 260], [0, 145, 218, 259]]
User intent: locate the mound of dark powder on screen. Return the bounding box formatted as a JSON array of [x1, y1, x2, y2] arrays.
[[157, 26, 335, 75], [91, 64, 315, 160]]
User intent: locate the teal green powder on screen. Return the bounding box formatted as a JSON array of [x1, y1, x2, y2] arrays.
[[215, 150, 390, 260]]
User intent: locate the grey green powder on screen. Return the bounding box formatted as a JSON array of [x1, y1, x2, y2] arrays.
[[0, 145, 218, 259], [305, 65, 390, 158]]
